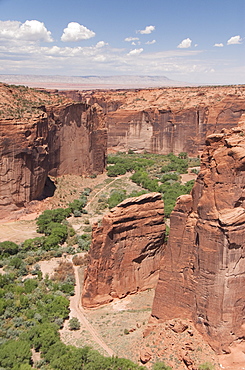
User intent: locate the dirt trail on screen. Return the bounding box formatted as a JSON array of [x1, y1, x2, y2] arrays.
[[85, 175, 123, 209], [69, 265, 114, 357]]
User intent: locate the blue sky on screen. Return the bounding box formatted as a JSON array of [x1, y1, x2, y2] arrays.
[[0, 0, 244, 84]]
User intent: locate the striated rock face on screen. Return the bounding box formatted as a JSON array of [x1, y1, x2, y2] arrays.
[[83, 85, 245, 156], [0, 94, 106, 218], [152, 115, 245, 352], [82, 193, 165, 308]]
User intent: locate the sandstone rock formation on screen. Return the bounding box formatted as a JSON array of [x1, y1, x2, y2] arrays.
[[0, 84, 107, 218], [82, 85, 245, 156], [82, 193, 165, 308], [152, 115, 245, 353]]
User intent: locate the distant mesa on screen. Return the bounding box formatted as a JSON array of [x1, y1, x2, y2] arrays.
[[0, 74, 188, 90]]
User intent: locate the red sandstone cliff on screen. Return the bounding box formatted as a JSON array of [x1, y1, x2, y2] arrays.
[[151, 115, 245, 353], [82, 193, 165, 308], [0, 84, 107, 218], [77, 85, 245, 156]]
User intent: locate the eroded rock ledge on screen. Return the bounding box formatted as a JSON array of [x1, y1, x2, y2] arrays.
[[0, 101, 106, 218], [152, 115, 245, 353], [82, 192, 165, 308]]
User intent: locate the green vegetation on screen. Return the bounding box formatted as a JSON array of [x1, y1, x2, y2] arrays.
[[107, 189, 148, 209], [106, 152, 197, 216], [198, 362, 215, 370], [68, 317, 81, 331], [0, 84, 67, 120], [153, 362, 172, 370], [0, 236, 144, 370]]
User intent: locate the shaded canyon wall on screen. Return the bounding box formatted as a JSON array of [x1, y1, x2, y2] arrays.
[[152, 115, 245, 352], [0, 102, 107, 218]]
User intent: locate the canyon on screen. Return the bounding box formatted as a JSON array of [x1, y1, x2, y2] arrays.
[[0, 84, 107, 218], [61, 84, 245, 156], [1, 81, 245, 368], [151, 114, 245, 354]]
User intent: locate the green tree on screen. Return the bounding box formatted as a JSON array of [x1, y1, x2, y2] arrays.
[[0, 241, 19, 258], [0, 340, 32, 369]]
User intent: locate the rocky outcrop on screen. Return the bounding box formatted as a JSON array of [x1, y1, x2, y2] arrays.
[[82, 193, 165, 308], [152, 115, 245, 352], [83, 85, 245, 156], [0, 99, 106, 218]]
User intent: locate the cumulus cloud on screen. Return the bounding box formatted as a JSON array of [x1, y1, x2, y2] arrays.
[[137, 25, 155, 34], [177, 38, 192, 48], [127, 48, 143, 56], [214, 43, 224, 47], [124, 37, 139, 42], [95, 41, 108, 48], [146, 40, 156, 45], [227, 35, 242, 45], [0, 20, 53, 42], [61, 22, 95, 42]]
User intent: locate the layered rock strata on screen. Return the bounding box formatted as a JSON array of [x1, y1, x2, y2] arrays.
[[0, 102, 106, 218], [152, 115, 245, 352], [82, 193, 165, 308], [81, 85, 245, 156]]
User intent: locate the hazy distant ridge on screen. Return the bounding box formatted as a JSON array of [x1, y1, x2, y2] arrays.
[[0, 74, 189, 90]]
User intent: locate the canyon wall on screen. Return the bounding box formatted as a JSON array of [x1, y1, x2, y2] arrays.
[[82, 193, 165, 308], [77, 85, 245, 156], [151, 115, 245, 352], [0, 101, 106, 218]]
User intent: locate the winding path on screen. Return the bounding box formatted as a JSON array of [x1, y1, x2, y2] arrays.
[[69, 265, 114, 357]]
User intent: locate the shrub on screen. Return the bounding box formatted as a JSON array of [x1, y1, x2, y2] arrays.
[[0, 241, 19, 258], [153, 362, 172, 370], [108, 189, 127, 208], [198, 362, 214, 370], [22, 237, 45, 251], [69, 199, 87, 212], [36, 208, 70, 234], [68, 317, 80, 331], [160, 173, 179, 183], [73, 210, 81, 217], [107, 164, 127, 177]]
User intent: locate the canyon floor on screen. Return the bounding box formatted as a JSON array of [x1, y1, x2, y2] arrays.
[[0, 171, 243, 370]]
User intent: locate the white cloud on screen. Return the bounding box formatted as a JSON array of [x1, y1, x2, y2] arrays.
[[96, 41, 108, 48], [0, 20, 53, 42], [132, 42, 136, 45], [61, 22, 95, 42], [146, 40, 156, 45], [127, 48, 143, 56], [125, 37, 139, 42], [177, 38, 192, 49], [227, 35, 242, 45], [137, 25, 155, 34], [214, 43, 224, 47]]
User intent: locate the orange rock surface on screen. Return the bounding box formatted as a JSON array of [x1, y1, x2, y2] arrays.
[[152, 114, 245, 353], [82, 193, 165, 308], [0, 84, 107, 218], [78, 85, 245, 156]]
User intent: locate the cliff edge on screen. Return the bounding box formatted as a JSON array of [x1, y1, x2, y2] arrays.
[[82, 192, 165, 308], [152, 114, 245, 353]]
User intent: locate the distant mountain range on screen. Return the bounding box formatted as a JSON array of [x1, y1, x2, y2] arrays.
[[0, 74, 191, 90]]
